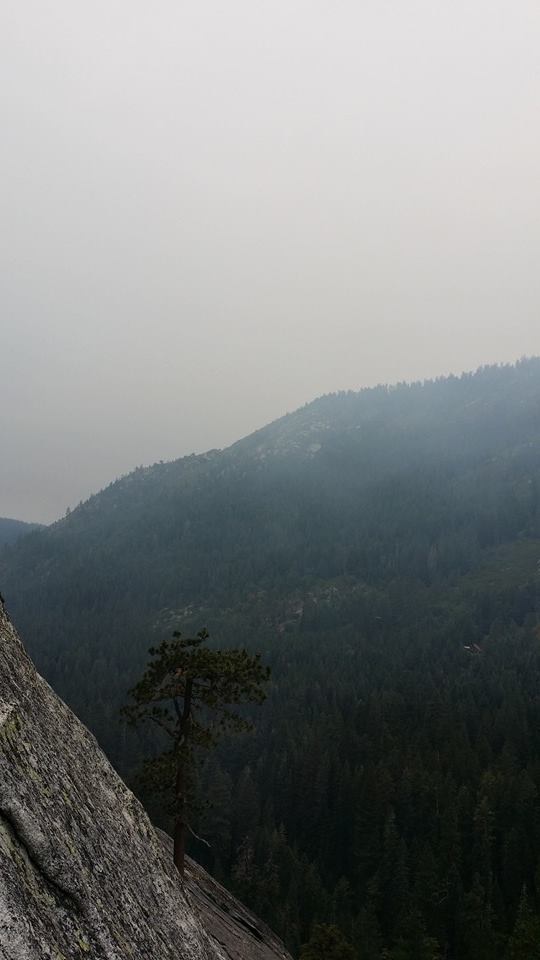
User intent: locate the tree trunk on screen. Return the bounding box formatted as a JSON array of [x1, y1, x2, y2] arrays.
[[173, 677, 193, 877], [173, 754, 187, 876]]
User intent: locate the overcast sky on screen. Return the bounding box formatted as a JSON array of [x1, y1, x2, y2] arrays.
[[1, 0, 539, 523]]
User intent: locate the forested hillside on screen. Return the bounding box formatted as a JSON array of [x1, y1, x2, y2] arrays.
[[0, 517, 43, 547], [2, 359, 540, 958]]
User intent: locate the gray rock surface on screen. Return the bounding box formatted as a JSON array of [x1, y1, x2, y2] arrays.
[[185, 859, 290, 960], [160, 835, 290, 960], [0, 603, 292, 960]]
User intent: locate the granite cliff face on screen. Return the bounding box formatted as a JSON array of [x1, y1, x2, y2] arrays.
[[0, 602, 291, 960], [182, 853, 291, 960]]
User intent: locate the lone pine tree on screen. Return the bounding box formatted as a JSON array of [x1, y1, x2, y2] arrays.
[[122, 628, 269, 875]]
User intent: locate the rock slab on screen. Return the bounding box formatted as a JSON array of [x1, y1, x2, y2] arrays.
[[0, 603, 291, 960]]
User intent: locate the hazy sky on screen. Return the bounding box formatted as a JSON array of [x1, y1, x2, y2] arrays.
[[1, 0, 539, 523]]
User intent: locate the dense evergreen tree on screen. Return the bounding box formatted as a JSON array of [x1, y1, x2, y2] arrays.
[[121, 629, 268, 874]]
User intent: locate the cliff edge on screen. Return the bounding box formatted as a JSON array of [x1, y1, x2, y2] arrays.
[[0, 601, 291, 960]]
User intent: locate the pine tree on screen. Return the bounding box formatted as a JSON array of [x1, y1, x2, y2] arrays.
[[121, 629, 269, 875], [354, 900, 382, 960], [460, 873, 496, 960]]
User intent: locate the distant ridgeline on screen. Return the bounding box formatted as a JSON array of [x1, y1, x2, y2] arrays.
[[2, 358, 540, 958], [0, 517, 43, 547]]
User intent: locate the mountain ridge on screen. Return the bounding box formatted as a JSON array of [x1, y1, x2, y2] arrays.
[[0, 518, 44, 548], [22, 357, 540, 530], [3, 357, 540, 955]]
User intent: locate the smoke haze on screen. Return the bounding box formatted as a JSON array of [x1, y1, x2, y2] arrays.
[[1, 0, 539, 522]]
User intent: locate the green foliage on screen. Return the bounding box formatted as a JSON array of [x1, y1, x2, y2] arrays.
[[122, 629, 269, 749], [300, 924, 356, 960], [122, 629, 268, 824]]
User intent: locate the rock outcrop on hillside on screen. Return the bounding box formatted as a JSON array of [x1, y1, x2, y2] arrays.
[[0, 602, 291, 960]]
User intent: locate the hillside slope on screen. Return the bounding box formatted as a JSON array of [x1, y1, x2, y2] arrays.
[[2, 358, 540, 957], [2, 360, 540, 734]]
